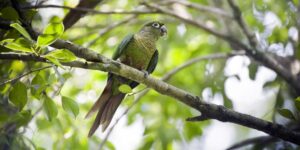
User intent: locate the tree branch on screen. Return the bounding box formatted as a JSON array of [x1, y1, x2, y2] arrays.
[[0, 65, 52, 86], [162, 51, 245, 81], [226, 136, 277, 150], [97, 51, 245, 148], [21, 5, 159, 15], [62, 0, 104, 30], [86, 15, 137, 47], [161, 0, 232, 18], [11, 0, 37, 39], [227, 0, 257, 48], [1, 52, 300, 145]]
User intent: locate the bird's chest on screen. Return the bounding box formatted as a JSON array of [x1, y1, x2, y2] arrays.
[[120, 38, 156, 70]]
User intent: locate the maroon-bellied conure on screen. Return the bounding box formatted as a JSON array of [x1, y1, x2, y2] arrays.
[[86, 21, 167, 136]]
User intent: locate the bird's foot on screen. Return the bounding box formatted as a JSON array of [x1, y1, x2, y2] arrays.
[[141, 70, 149, 78]]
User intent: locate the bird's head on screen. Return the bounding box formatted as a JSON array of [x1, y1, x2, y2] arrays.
[[139, 21, 167, 39]]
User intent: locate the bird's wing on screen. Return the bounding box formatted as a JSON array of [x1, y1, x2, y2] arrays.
[[112, 34, 134, 60], [146, 50, 159, 74], [129, 50, 159, 88]]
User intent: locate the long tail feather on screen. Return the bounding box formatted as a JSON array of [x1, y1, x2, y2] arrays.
[[85, 80, 113, 119], [101, 94, 125, 131], [88, 93, 125, 137]]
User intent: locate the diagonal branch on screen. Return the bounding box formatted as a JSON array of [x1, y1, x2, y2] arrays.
[[62, 0, 104, 30], [86, 15, 137, 47], [162, 51, 245, 81], [97, 51, 245, 148], [227, 0, 257, 48], [161, 0, 232, 18], [226, 136, 277, 150], [11, 0, 37, 39], [0, 65, 52, 86], [1, 52, 300, 145]]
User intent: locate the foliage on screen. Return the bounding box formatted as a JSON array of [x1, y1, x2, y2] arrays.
[[0, 0, 300, 149]]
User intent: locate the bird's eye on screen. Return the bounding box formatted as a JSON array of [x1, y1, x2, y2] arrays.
[[152, 23, 160, 28]]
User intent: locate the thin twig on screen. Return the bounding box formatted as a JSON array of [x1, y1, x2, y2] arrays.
[[161, 0, 232, 18], [86, 15, 137, 47], [226, 136, 277, 150], [162, 51, 245, 81], [21, 5, 160, 15], [0, 65, 52, 86], [32, 105, 43, 119]]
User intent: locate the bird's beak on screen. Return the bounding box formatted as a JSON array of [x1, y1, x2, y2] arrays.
[[160, 25, 167, 36]]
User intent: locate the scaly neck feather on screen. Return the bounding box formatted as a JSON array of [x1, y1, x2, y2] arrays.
[[136, 30, 159, 42]]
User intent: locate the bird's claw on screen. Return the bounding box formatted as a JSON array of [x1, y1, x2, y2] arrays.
[[141, 70, 149, 78]]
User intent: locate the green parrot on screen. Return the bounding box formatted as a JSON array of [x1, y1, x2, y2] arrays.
[[86, 21, 167, 136]]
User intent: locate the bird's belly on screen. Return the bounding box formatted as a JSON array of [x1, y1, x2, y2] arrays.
[[122, 47, 154, 70]]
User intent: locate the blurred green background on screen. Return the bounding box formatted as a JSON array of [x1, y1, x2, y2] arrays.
[[0, 0, 299, 149]]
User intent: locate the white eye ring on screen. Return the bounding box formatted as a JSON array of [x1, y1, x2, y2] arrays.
[[152, 23, 160, 28]]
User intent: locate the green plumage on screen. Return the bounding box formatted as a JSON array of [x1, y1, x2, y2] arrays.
[[86, 21, 167, 136]]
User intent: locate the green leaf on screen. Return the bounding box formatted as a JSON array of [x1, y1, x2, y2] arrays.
[[222, 90, 233, 109], [105, 141, 116, 150], [248, 63, 258, 80], [0, 7, 19, 20], [48, 74, 57, 84], [31, 73, 47, 99], [9, 82, 27, 110], [10, 23, 32, 40], [184, 122, 202, 141], [138, 136, 154, 150], [37, 34, 59, 47], [43, 96, 58, 121], [44, 55, 63, 68], [278, 108, 296, 120], [1, 38, 33, 53], [37, 21, 64, 47], [14, 110, 32, 127], [44, 49, 76, 62], [295, 97, 300, 111], [61, 96, 79, 118], [118, 84, 132, 93], [49, 16, 62, 23]]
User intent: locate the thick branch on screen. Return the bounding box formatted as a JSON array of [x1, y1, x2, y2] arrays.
[[11, 0, 37, 39], [62, 0, 104, 30], [1, 53, 300, 145], [98, 51, 245, 148]]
